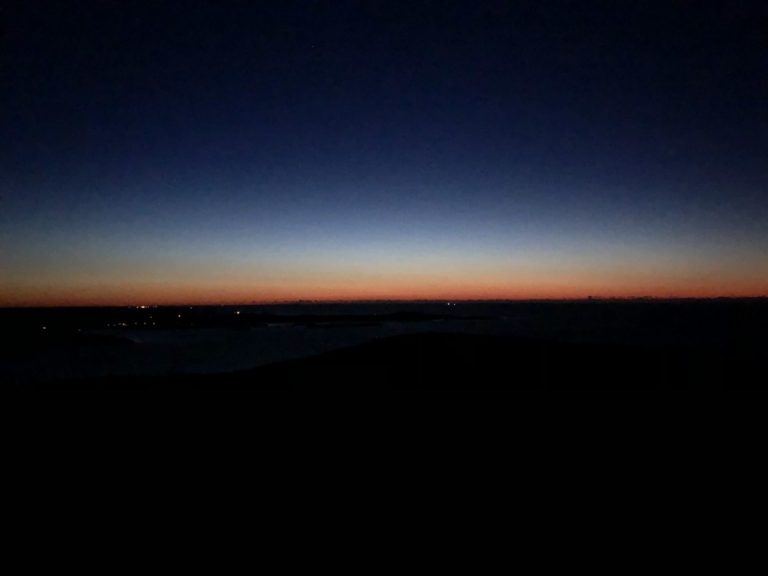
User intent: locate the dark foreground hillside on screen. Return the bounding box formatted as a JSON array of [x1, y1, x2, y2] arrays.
[[253, 332, 763, 390], [25, 331, 763, 391]]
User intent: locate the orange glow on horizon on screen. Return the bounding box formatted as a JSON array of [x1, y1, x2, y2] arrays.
[[2, 276, 766, 307]]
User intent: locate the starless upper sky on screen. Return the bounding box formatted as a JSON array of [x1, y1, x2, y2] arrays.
[[1, 1, 766, 305]]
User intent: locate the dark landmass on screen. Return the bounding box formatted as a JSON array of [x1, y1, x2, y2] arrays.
[[0, 305, 478, 339], [26, 331, 762, 391], [4, 299, 765, 390]]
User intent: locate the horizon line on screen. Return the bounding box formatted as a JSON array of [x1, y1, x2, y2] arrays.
[[2, 295, 766, 309]]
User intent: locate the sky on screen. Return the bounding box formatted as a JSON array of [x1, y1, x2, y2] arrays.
[[2, 1, 767, 306]]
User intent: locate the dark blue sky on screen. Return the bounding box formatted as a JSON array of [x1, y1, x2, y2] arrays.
[[2, 1, 766, 304]]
